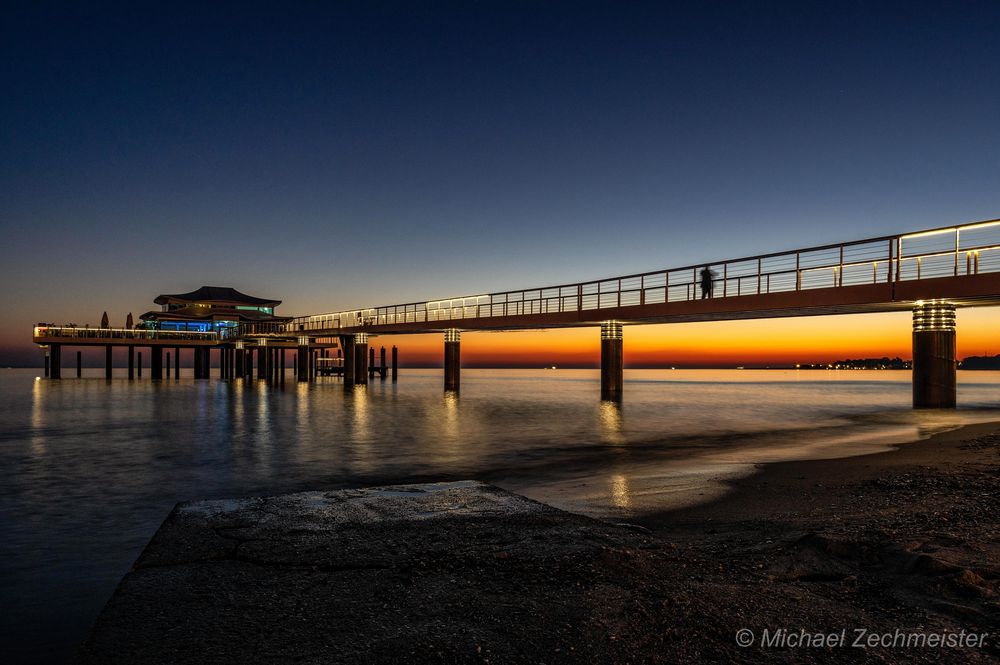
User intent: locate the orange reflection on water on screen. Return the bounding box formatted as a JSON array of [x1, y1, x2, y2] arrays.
[[609, 474, 631, 509], [599, 401, 624, 445]]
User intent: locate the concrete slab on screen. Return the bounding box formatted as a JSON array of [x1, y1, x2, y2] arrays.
[[78, 481, 674, 664]]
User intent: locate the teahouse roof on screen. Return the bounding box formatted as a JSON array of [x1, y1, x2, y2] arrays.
[[153, 286, 281, 307], [138, 307, 291, 322]]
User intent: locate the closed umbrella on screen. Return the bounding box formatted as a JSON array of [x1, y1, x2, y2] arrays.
[[101, 311, 109, 329], [126, 312, 134, 329]]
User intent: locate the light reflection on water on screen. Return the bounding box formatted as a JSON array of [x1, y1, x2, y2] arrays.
[[3, 367, 1000, 663]]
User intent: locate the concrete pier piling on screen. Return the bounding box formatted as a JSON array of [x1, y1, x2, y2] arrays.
[[44, 353, 49, 378], [137, 352, 143, 379], [340, 335, 355, 387], [235, 344, 245, 379], [280, 349, 286, 385], [380, 346, 387, 380], [297, 339, 308, 383], [257, 344, 267, 381], [193, 348, 201, 379], [392, 345, 398, 381], [444, 329, 460, 392], [354, 333, 368, 385], [166, 352, 171, 379], [600, 321, 623, 401], [151, 346, 163, 380], [174, 347, 180, 379], [78, 351, 83, 378], [128, 346, 135, 380], [912, 301, 957, 408], [51, 343, 61, 379]]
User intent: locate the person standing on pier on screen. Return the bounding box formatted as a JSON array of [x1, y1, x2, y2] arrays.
[[700, 267, 715, 299]]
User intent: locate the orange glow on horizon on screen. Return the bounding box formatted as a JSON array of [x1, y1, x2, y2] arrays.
[[6, 308, 997, 368], [369, 308, 1000, 367]]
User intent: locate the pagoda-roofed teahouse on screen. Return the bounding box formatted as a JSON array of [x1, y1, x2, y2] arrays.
[[139, 286, 290, 332]]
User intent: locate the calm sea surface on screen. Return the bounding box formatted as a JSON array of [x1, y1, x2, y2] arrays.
[[3, 367, 1000, 662]]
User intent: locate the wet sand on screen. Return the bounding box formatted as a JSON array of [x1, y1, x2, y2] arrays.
[[634, 420, 1000, 662]]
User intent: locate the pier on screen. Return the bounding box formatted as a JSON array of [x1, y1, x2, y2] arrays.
[[33, 217, 1000, 408]]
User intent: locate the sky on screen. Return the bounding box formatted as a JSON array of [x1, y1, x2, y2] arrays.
[[2, 1, 999, 367]]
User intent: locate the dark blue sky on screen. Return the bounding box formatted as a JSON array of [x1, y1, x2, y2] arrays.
[[2, 1, 999, 362]]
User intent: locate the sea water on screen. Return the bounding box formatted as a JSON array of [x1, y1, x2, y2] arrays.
[[3, 367, 1000, 663]]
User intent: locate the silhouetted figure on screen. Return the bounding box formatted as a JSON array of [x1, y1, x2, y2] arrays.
[[699, 267, 715, 299]]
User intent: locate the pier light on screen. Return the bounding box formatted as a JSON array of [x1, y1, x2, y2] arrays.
[[913, 300, 956, 332], [600, 320, 623, 340], [258, 338, 267, 347], [444, 328, 461, 343], [354, 333, 368, 344], [234, 341, 244, 350], [297, 336, 309, 346]]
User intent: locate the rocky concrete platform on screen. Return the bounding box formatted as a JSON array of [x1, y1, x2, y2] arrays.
[[77, 481, 676, 664]]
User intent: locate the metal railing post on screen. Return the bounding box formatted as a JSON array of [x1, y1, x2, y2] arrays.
[[895, 238, 902, 282], [887, 239, 893, 283], [838, 246, 844, 287], [954, 228, 960, 276]]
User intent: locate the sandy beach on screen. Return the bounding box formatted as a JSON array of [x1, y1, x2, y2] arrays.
[[633, 420, 1000, 662]]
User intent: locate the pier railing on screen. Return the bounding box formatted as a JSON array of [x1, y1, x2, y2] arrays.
[[230, 217, 1000, 337], [33, 326, 219, 342]]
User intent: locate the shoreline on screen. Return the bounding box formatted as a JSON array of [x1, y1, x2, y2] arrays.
[[629, 419, 1000, 661], [640, 419, 1000, 531]]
